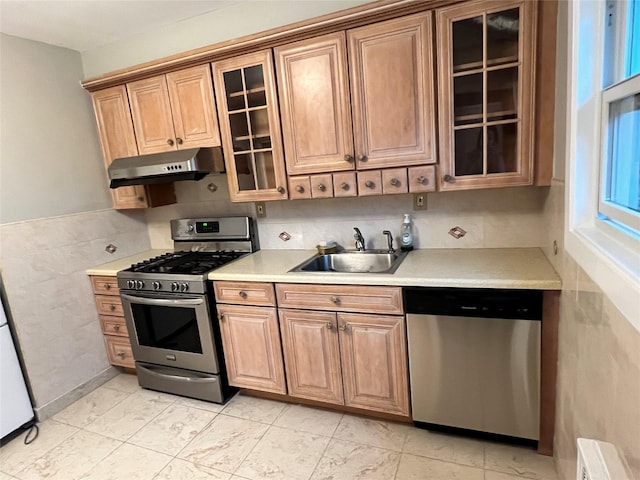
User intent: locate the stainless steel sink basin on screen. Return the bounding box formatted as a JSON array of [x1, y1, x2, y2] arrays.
[[289, 250, 408, 274]]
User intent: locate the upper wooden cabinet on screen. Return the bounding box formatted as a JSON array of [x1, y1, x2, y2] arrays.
[[91, 86, 176, 209], [275, 32, 355, 176], [212, 50, 288, 202], [348, 12, 437, 170], [436, 0, 537, 190], [127, 65, 221, 155]]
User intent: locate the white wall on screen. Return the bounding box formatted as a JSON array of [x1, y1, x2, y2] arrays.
[[0, 34, 111, 224], [82, 0, 374, 78]]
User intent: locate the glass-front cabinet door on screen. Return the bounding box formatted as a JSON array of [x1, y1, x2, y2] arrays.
[[212, 51, 287, 201], [436, 0, 536, 190]]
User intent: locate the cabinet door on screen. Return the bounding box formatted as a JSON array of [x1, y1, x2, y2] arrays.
[[348, 12, 436, 170], [275, 32, 355, 175], [212, 51, 287, 202], [217, 304, 286, 394], [91, 86, 149, 209], [127, 75, 177, 154], [338, 313, 410, 416], [436, 0, 536, 190], [279, 309, 343, 405], [166, 65, 221, 149]]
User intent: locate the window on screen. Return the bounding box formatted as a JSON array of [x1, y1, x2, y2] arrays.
[[599, 1, 640, 236]]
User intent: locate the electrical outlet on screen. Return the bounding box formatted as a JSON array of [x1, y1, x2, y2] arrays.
[[255, 202, 267, 218], [413, 193, 427, 210]]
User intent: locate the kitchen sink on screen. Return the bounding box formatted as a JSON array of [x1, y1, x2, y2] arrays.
[[289, 250, 408, 274]]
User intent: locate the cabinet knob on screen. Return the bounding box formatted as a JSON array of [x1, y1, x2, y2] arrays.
[[137, 196, 145, 202], [104, 283, 111, 290], [326, 322, 333, 330], [167, 139, 174, 146], [176, 137, 183, 145], [219, 314, 225, 321], [317, 183, 327, 192], [358, 154, 367, 162], [331, 296, 340, 304], [295, 185, 305, 193], [365, 180, 375, 189], [113, 324, 120, 331], [417, 176, 427, 184], [341, 182, 350, 191], [116, 352, 126, 358], [277, 186, 286, 194], [238, 290, 248, 299], [443, 174, 454, 183], [390, 178, 400, 187], [344, 154, 354, 163], [109, 304, 116, 311], [338, 324, 348, 332]]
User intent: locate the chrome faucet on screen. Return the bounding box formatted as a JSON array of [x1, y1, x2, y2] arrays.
[[353, 227, 365, 251], [382, 230, 395, 253]]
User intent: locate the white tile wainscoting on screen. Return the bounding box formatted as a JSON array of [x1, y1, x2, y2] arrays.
[[0, 374, 559, 480]]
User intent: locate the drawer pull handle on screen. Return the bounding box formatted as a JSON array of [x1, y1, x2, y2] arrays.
[[238, 290, 248, 299], [116, 352, 126, 358], [137, 196, 145, 202], [417, 175, 427, 184], [344, 154, 354, 162], [167, 138, 174, 146], [326, 322, 333, 330], [338, 324, 348, 332], [365, 180, 375, 189], [219, 314, 225, 321], [109, 304, 116, 311], [295, 185, 305, 193], [113, 324, 120, 331], [331, 296, 340, 304], [317, 183, 327, 192], [341, 182, 350, 191], [390, 178, 400, 187], [176, 137, 183, 145], [277, 186, 286, 194], [443, 174, 454, 183], [104, 283, 111, 290], [358, 154, 367, 162]]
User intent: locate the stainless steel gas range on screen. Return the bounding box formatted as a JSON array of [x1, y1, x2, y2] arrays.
[[117, 216, 258, 403]]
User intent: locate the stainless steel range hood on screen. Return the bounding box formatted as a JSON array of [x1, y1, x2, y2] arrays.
[[108, 147, 225, 188]]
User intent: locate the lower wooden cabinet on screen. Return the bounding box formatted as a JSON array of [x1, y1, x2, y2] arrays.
[[279, 307, 410, 416], [90, 275, 135, 369], [217, 304, 286, 394]]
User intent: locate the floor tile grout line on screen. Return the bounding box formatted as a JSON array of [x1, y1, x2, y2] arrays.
[[306, 430, 334, 480], [52, 384, 135, 429], [229, 420, 273, 477]]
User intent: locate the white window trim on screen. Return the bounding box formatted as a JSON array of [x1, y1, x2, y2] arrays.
[[565, 0, 640, 331]]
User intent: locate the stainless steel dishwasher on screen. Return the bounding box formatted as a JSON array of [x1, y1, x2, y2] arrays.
[[405, 287, 542, 441]]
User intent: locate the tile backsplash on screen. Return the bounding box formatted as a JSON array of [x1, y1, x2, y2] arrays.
[[0, 209, 151, 418], [146, 173, 551, 252]]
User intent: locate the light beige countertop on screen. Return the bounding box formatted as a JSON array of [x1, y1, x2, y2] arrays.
[[85, 250, 170, 276], [208, 248, 562, 290]]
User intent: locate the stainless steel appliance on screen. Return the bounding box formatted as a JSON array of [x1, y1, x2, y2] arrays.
[[118, 216, 257, 403], [405, 287, 542, 441], [108, 147, 224, 188]]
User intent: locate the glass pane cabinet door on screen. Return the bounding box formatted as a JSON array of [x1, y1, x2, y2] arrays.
[[212, 51, 287, 201], [437, 0, 536, 190]]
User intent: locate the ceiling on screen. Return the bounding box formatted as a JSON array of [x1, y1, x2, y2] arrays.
[[0, 0, 243, 52]]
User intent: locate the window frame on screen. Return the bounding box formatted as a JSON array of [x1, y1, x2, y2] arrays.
[[565, 0, 640, 331]]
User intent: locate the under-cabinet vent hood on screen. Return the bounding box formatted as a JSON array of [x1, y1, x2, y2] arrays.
[[108, 147, 225, 188]]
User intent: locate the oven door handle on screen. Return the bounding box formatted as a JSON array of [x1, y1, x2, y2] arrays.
[[120, 293, 204, 306]]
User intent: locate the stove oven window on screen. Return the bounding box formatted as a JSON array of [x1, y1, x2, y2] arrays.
[[131, 304, 203, 354]]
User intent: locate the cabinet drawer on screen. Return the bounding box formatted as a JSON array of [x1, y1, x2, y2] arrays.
[[91, 276, 119, 296], [99, 315, 129, 337], [333, 172, 357, 197], [214, 281, 276, 306], [357, 170, 382, 196], [104, 335, 135, 368], [289, 176, 311, 199], [408, 165, 436, 193], [276, 284, 403, 314], [95, 295, 124, 316], [310, 174, 333, 198], [382, 168, 408, 194]]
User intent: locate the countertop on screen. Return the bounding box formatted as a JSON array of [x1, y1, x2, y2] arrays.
[[207, 248, 562, 290], [85, 250, 169, 276]]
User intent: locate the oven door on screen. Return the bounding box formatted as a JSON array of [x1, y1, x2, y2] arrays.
[[120, 292, 219, 374]]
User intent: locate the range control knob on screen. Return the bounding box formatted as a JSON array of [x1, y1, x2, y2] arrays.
[[180, 283, 189, 292], [135, 280, 145, 290], [171, 282, 180, 292], [127, 280, 135, 289], [152, 281, 162, 291], [187, 224, 195, 232]]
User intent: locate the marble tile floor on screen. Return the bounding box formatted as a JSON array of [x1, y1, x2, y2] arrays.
[[0, 374, 558, 480]]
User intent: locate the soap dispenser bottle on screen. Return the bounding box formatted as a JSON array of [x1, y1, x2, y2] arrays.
[[400, 214, 414, 251]]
